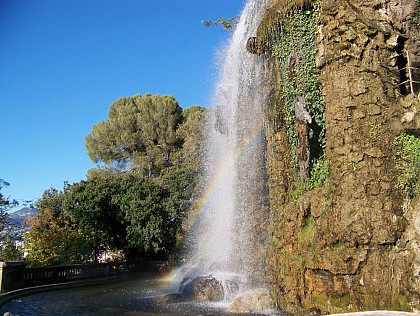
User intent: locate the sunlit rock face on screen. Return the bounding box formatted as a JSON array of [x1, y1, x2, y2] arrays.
[[261, 0, 420, 314], [227, 289, 275, 314]]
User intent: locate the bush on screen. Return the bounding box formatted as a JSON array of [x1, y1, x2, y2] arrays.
[[395, 133, 420, 198]]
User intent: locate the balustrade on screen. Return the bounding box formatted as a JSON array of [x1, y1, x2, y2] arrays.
[[0, 260, 148, 292]]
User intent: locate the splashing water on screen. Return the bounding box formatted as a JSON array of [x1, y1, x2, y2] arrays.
[[175, 0, 271, 299]]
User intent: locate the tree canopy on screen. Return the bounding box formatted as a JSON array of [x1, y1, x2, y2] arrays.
[[62, 174, 129, 258], [24, 188, 93, 266], [175, 105, 207, 172], [85, 94, 184, 176], [24, 94, 207, 265], [61, 170, 197, 260]]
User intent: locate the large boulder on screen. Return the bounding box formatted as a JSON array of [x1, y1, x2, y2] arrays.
[[160, 274, 242, 304], [227, 289, 275, 313], [180, 275, 225, 302]]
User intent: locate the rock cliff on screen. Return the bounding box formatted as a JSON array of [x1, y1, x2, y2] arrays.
[[253, 0, 420, 314]]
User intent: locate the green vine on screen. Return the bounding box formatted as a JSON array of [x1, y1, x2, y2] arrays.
[[271, 5, 326, 188], [307, 156, 330, 190]]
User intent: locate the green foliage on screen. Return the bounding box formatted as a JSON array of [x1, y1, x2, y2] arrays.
[[0, 179, 10, 207], [391, 292, 410, 312], [175, 106, 208, 172], [201, 17, 239, 33], [22, 97, 204, 265], [395, 133, 420, 198], [158, 166, 198, 250], [271, 7, 325, 170], [25, 189, 95, 266], [35, 188, 63, 217], [307, 157, 330, 190], [0, 239, 24, 262], [26, 99, 204, 262], [298, 216, 317, 253], [62, 169, 197, 258], [119, 168, 197, 255], [62, 174, 128, 258], [0, 181, 10, 230], [299, 215, 315, 241], [119, 176, 168, 253], [158, 167, 197, 219], [85, 95, 206, 178], [331, 241, 345, 251], [82, 99, 205, 259], [85, 94, 183, 176], [291, 182, 303, 201], [24, 207, 93, 266]]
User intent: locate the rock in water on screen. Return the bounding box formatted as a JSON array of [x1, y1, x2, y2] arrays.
[[158, 293, 183, 303], [179, 275, 225, 302]]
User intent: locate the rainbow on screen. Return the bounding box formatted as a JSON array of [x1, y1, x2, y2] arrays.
[[166, 125, 265, 286], [191, 126, 265, 231]]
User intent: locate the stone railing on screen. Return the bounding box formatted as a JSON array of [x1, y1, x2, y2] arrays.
[[0, 260, 159, 292]]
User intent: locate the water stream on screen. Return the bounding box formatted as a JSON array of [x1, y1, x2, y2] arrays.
[[174, 0, 270, 299]]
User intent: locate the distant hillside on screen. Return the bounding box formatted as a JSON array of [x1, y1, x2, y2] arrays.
[[6, 207, 37, 226]]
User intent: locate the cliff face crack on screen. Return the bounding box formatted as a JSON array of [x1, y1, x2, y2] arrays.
[[396, 36, 410, 95]]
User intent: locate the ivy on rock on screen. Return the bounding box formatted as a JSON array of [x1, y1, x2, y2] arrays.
[[271, 6, 328, 190]]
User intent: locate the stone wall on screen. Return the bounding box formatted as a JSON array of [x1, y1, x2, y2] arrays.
[[260, 0, 420, 314]]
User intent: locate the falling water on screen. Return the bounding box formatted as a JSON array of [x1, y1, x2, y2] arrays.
[[178, 0, 271, 297]]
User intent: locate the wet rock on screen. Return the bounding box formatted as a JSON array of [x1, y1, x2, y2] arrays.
[[247, 37, 260, 54], [227, 289, 274, 313], [158, 293, 183, 303], [222, 278, 240, 300], [179, 275, 225, 302]]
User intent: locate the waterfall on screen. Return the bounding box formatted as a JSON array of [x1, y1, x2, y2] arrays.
[[178, 0, 270, 295]]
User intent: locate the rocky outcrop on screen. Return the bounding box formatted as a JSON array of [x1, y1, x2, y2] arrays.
[[257, 0, 420, 314], [227, 289, 275, 314]]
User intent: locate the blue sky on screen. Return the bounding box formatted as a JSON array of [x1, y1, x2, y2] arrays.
[[0, 0, 245, 209]]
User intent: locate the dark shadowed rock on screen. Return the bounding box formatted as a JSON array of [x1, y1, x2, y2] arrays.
[[158, 293, 183, 303], [179, 275, 225, 302]]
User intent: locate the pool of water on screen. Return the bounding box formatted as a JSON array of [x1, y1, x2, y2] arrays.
[[2, 274, 418, 316], [0, 272, 281, 316]]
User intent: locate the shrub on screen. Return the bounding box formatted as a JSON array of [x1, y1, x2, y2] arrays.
[[395, 133, 420, 198]]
